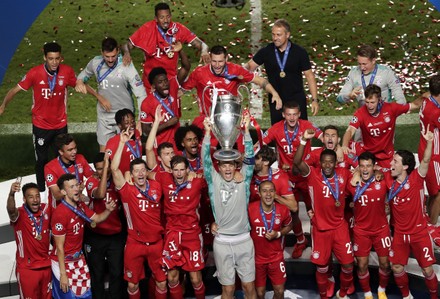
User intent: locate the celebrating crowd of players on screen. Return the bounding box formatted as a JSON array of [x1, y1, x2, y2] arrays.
[[2, 2, 440, 299]]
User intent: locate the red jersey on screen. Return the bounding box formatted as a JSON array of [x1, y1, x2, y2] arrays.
[[250, 168, 293, 202], [11, 204, 51, 269], [51, 201, 95, 259], [181, 62, 255, 116], [105, 132, 142, 175], [85, 177, 122, 235], [346, 178, 388, 232], [248, 201, 292, 264], [385, 170, 427, 234], [418, 97, 440, 161], [44, 155, 94, 207], [306, 167, 350, 231], [18, 64, 76, 129], [305, 147, 358, 170], [129, 20, 197, 90], [117, 181, 163, 243], [155, 172, 206, 234], [349, 102, 410, 161], [140, 77, 180, 149], [263, 120, 322, 178]]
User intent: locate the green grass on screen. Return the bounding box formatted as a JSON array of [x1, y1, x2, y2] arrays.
[[0, 0, 438, 125]]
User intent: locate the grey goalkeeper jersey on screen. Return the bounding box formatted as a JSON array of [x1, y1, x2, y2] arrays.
[[78, 54, 146, 115]]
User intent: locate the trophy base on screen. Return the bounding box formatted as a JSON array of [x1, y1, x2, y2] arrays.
[[213, 149, 241, 162]]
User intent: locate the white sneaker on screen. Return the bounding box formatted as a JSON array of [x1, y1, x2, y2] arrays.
[[336, 290, 349, 299]]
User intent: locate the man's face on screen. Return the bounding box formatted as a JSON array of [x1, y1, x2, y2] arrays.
[[390, 154, 406, 178], [357, 56, 376, 75], [359, 159, 374, 182], [24, 188, 41, 213], [44, 51, 62, 72], [172, 162, 189, 185], [94, 160, 109, 179], [102, 48, 119, 67], [320, 154, 336, 177], [154, 74, 170, 98], [155, 9, 171, 30], [131, 163, 147, 187], [182, 131, 199, 157], [210, 53, 227, 75], [59, 141, 77, 163], [62, 178, 80, 202], [254, 156, 264, 172], [323, 129, 338, 150], [365, 95, 380, 115], [282, 107, 301, 129], [218, 161, 236, 182], [118, 114, 136, 132], [259, 182, 275, 207], [159, 147, 175, 169], [271, 25, 290, 49]]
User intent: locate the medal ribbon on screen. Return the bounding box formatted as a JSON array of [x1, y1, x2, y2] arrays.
[[429, 95, 440, 109], [96, 59, 118, 83], [125, 139, 141, 159], [250, 114, 263, 149], [212, 64, 239, 80], [183, 152, 201, 172], [135, 182, 156, 202], [254, 168, 273, 186], [274, 41, 291, 73], [284, 122, 299, 152], [154, 92, 175, 118], [157, 24, 174, 45], [23, 204, 44, 237], [172, 181, 190, 198], [260, 202, 276, 232], [322, 171, 339, 202], [61, 199, 93, 224], [353, 176, 375, 202], [387, 176, 409, 203], [361, 64, 378, 90], [58, 156, 81, 183], [48, 72, 58, 94]]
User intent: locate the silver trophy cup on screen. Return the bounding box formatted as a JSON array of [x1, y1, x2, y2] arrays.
[[210, 93, 243, 161]]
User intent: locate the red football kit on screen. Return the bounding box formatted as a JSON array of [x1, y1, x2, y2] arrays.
[[105, 131, 142, 175], [305, 147, 358, 170], [250, 168, 293, 203]]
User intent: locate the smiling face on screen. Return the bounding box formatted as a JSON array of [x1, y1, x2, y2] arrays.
[[359, 158, 374, 182], [118, 114, 136, 134], [320, 154, 336, 178], [154, 74, 170, 98], [61, 178, 80, 203], [172, 162, 189, 185], [282, 107, 301, 130], [44, 51, 62, 72], [323, 128, 339, 151], [357, 56, 376, 75], [365, 95, 380, 115], [210, 53, 227, 75], [390, 154, 407, 178], [155, 9, 171, 30], [23, 187, 41, 213], [271, 25, 290, 50], [218, 161, 236, 182], [182, 131, 199, 158], [59, 141, 77, 163], [259, 181, 276, 210], [131, 163, 148, 188], [102, 48, 119, 67]]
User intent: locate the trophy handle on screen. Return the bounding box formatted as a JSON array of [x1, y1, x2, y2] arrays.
[[201, 85, 213, 120], [237, 84, 250, 107]]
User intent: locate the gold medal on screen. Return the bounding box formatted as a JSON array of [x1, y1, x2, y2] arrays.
[[349, 202, 354, 208], [280, 71, 286, 78], [90, 221, 97, 228], [167, 51, 174, 58], [335, 200, 341, 207], [36, 234, 42, 241]]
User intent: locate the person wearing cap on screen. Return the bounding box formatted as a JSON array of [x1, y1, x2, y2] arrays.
[[202, 112, 257, 299]]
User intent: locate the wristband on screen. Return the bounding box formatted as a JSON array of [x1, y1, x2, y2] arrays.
[[276, 231, 281, 239], [312, 98, 319, 103], [300, 139, 307, 146]]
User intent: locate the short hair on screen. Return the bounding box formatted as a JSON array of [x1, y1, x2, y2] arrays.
[[148, 67, 167, 85], [357, 44, 377, 60], [155, 2, 170, 15], [21, 182, 39, 197], [174, 125, 203, 151], [323, 125, 339, 136], [57, 173, 76, 190], [320, 148, 337, 162], [283, 101, 300, 112], [358, 151, 376, 165], [115, 108, 135, 125], [170, 155, 189, 169], [395, 150, 416, 175], [273, 19, 291, 33], [101, 37, 118, 52], [93, 152, 105, 167], [364, 84, 381, 99], [255, 145, 277, 165], [429, 74, 440, 97], [55, 133, 75, 151], [210, 45, 228, 56], [157, 142, 174, 156], [130, 158, 147, 173], [43, 42, 61, 55], [258, 180, 276, 193]]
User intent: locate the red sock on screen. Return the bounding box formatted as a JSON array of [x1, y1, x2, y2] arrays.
[[357, 270, 371, 293], [128, 287, 140, 299], [378, 268, 390, 289], [339, 266, 353, 296], [148, 277, 156, 299], [424, 271, 438, 299], [155, 285, 168, 299], [193, 282, 206, 299], [393, 271, 410, 297], [315, 266, 329, 298], [169, 282, 183, 299], [292, 219, 304, 241]]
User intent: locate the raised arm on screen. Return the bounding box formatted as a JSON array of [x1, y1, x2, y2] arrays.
[[145, 105, 164, 170], [341, 126, 356, 154], [419, 124, 434, 177], [110, 128, 133, 189], [189, 37, 210, 64], [6, 181, 20, 221], [293, 129, 314, 176]]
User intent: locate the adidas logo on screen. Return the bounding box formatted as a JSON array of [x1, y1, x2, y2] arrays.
[[254, 219, 260, 223], [39, 80, 45, 85]]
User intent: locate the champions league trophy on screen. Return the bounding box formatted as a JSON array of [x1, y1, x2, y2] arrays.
[[203, 85, 247, 161]]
